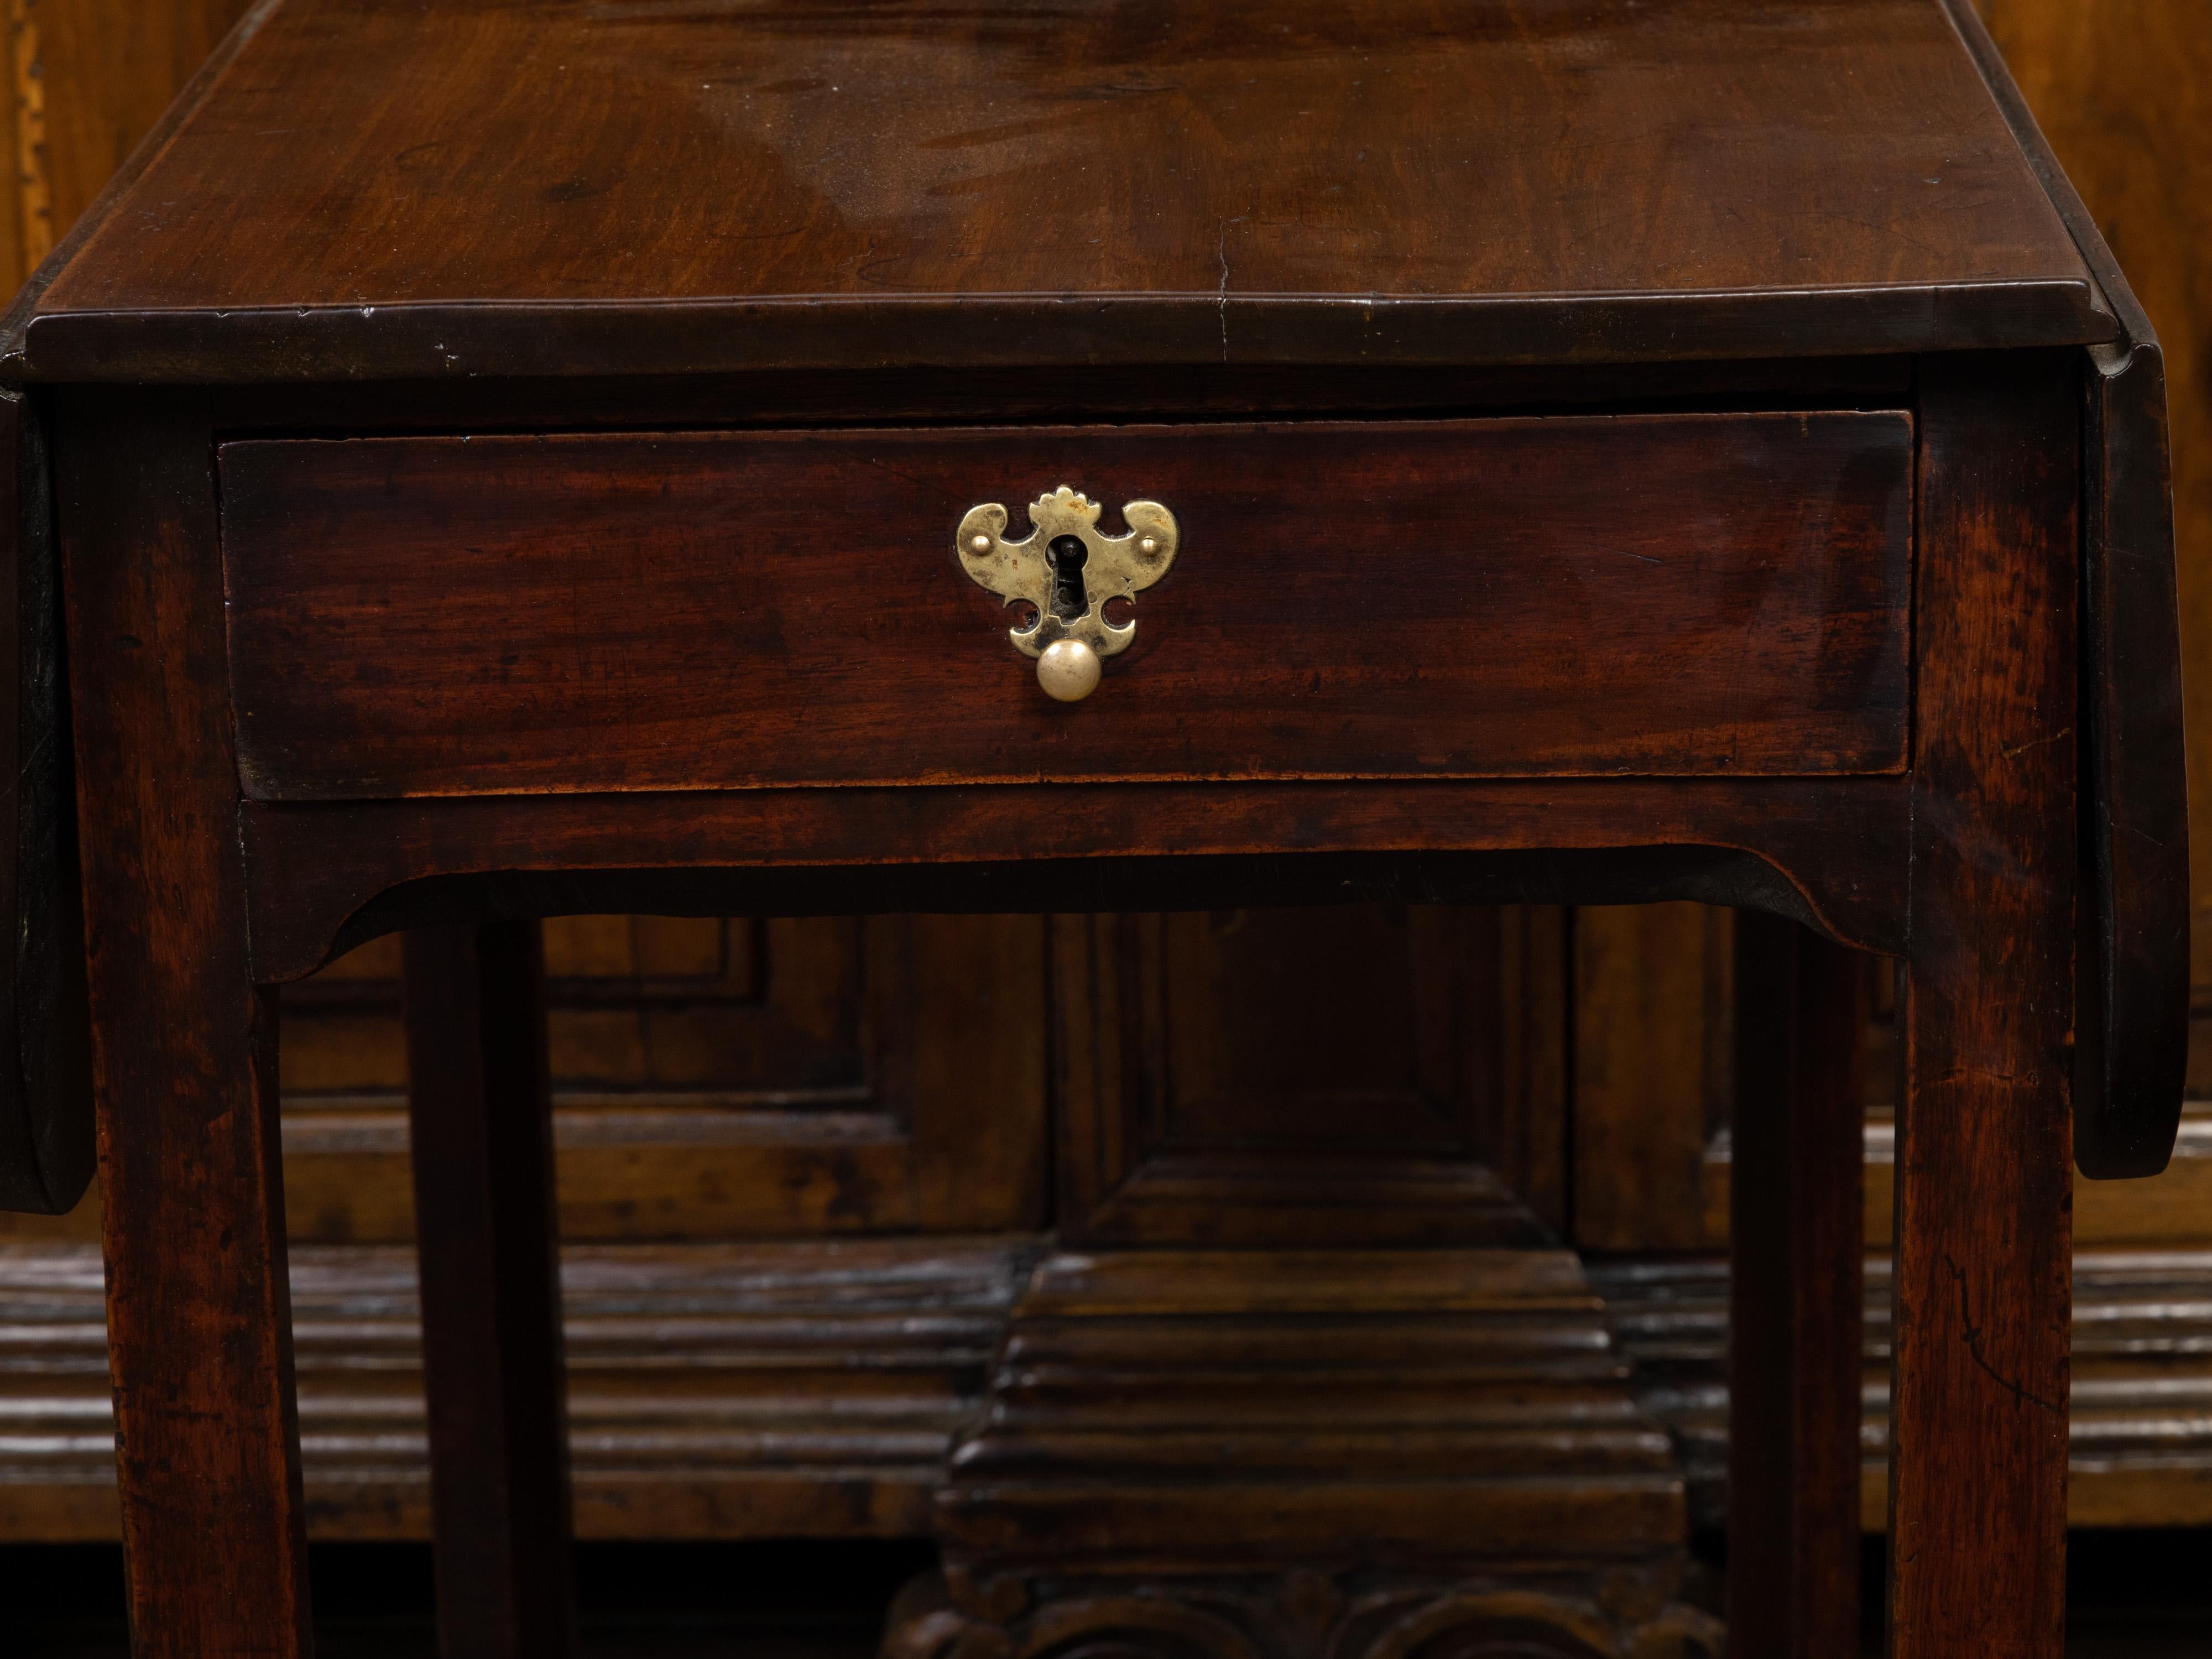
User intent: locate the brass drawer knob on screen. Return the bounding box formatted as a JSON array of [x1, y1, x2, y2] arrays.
[[1035, 639, 1102, 703], [956, 486, 1179, 702]]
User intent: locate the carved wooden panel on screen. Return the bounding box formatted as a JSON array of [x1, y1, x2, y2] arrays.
[[278, 914, 1050, 1241], [1599, 1246, 2212, 1532], [916, 1246, 1715, 1659], [1054, 905, 1567, 1246], [0, 1236, 1032, 1542]]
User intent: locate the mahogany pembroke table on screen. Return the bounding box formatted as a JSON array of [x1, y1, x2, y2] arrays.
[[0, 0, 2187, 1656]]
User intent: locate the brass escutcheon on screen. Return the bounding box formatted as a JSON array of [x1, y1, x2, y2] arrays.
[[956, 486, 1179, 701]]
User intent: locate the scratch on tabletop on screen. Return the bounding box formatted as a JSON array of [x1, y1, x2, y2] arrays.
[[1216, 216, 1248, 363], [2000, 726, 2072, 761]]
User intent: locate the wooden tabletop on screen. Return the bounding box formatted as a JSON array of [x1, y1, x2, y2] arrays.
[[4, 0, 2111, 379]]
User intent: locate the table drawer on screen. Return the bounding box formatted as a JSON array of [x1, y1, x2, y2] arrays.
[[220, 414, 1911, 800]]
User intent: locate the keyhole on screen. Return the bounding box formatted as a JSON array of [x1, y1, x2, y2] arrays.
[[1048, 536, 1089, 622]]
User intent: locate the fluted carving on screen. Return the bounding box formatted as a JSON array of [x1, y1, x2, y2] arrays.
[[886, 1569, 1723, 1659], [886, 1249, 1719, 1659]]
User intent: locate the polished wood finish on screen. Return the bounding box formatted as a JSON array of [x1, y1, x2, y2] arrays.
[[1728, 914, 1866, 1659], [0, 0, 278, 1229], [1945, 0, 2190, 1180], [402, 921, 578, 1659], [1887, 355, 2078, 1658], [0, 0, 2182, 1652], [1978, 0, 2212, 1040], [219, 415, 1912, 798], [0, 0, 268, 1226], [2073, 272, 2191, 1178], [56, 390, 310, 1655], [208, 358, 1921, 439], [238, 779, 1913, 987], [2, 0, 2107, 382]]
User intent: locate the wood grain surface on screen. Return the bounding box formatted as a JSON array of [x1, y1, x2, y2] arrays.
[[57, 389, 312, 1655], [0, 0, 254, 286], [1946, 0, 2189, 1181], [915, 1245, 1714, 1656], [936, 1248, 1685, 1563], [1, 0, 2109, 379], [1979, 0, 2212, 1015], [236, 776, 1916, 987], [1569, 904, 1728, 1254], [1048, 907, 1562, 1248], [0, 1237, 1029, 1542], [1729, 914, 1866, 1659], [0, 0, 2194, 1646], [1600, 1245, 2212, 1533], [403, 922, 579, 1659], [220, 415, 1913, 799], [19, 1237, 2212, 1543], [1888, 354, 2079, 1659], [0, 0, 260, 1228], [20, 0, 255, 263]]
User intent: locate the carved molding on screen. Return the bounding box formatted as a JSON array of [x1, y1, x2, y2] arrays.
[[0, 1237, 1034, 1541], [10, 1238, 2212, 1542], [884, 1569, 1723, 1659], [1597, 1247, 2212, 1528], [1052, 909, 1568, 1248], [911, 1247, 1712, 1659]]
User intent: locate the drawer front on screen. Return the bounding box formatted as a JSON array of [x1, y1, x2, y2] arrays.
[[220, 414, 1911, 800]]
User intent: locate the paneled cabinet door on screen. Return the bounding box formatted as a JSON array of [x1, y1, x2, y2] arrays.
[[1055, 905, 1569, 1247], [280, 914, 1049, 1241]]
